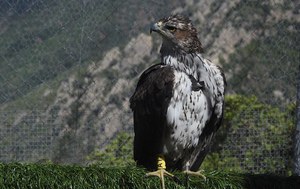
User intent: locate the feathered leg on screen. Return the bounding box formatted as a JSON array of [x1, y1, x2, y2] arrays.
[[146, 154, 175, 189]]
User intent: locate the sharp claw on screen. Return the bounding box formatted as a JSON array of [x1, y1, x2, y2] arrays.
[[183, 170, 207, 181], [146, 169, 175, 189]]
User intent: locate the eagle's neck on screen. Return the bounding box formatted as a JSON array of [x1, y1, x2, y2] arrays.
[[162, 53, 205, 78]]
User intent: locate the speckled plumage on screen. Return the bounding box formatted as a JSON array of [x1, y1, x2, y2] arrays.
[[130, 14, 226, 171]]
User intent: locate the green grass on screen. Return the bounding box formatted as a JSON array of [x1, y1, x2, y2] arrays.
[[1, 163, 299, 189], [0, 163, 244, 189]]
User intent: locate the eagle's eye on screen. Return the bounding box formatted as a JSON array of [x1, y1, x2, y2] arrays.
[[165, 25, 177, 32]]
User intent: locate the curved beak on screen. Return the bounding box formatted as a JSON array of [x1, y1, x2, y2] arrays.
[[150, 21, 163, 34]]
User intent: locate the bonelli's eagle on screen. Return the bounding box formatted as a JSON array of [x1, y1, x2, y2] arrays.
[[130, 14, 226, 188]]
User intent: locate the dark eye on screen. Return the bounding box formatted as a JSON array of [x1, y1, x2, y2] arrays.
[[165, 25, 177, 32]]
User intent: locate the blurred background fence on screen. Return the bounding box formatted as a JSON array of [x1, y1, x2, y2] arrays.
[[0, 0, 299, 176]]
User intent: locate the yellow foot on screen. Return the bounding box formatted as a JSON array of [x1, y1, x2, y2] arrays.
[[183, 170, 206, 181], [146, 168, 174, 189]]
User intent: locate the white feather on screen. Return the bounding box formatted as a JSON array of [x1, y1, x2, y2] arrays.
[[165, 70, 209, 159], [162, 53, 225, 161]]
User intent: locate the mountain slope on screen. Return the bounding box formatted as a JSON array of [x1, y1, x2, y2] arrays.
[[0, 0, 298, 163]]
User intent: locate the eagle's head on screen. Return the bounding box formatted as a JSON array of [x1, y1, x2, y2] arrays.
[[151, 14, 203, 55]]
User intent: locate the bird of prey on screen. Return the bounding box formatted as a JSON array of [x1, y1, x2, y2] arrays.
[[130, 14, 226, 188]]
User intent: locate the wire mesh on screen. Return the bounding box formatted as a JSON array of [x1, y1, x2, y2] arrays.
[[0, 0, 298, 176]]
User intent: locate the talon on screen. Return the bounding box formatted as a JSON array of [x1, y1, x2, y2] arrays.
[[145, 155, 175, 189], [183, 170, 207, 181], [146, 169, 174, 189]]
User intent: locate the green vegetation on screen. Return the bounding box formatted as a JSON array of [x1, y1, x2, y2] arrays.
[[1, 163, 300, 189], [0, 163, 244, 189], [87, 132, 135, 166], [202, 95, 294, 175]]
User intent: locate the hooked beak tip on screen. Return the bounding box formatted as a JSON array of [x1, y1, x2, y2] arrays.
[[150, 22, 160, 34]]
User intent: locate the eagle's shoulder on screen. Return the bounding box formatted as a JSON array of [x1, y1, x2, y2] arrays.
[[204, 58, 226, 90], [130, 63, 174, 110], [136, 63, 172, 87], [203, 58, 226, 118]]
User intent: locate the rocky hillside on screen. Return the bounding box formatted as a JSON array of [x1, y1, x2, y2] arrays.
[[0, 0, 298, 163]]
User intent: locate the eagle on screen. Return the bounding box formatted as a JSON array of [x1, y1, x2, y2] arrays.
[[130, 14, 226, 188]]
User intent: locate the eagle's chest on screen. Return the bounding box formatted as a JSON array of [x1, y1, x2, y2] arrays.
[[164, 70, 211, 159]]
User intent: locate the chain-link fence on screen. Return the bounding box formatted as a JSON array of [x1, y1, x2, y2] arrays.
[[0, 0, 298, 176]]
